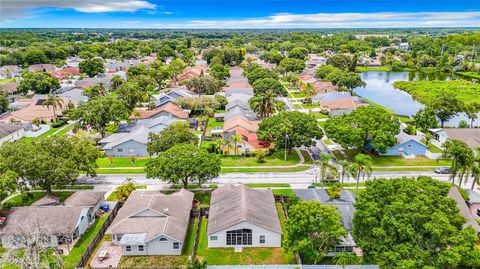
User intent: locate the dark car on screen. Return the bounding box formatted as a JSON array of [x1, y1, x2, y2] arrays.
[[434, 167, 451, 174]]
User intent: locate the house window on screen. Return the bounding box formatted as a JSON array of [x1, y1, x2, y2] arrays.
[[173, 242, 180, 249], [138, 245, 144, 252], [259, 235, 266, 244], [117, 234, 123, 241], [210, 236, 218, 241], [117, 148, 123, 152], [226, 229, 252, 246], [125, 246, 131, 252], [159, 237, 167, 242], [477, 209, 480, 218]]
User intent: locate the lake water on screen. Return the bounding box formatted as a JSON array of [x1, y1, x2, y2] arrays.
[[354, 71, 479, 127]]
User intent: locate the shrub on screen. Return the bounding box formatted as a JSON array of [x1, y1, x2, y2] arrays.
[[255, 150, 267, 163], [51, 120, 65, 128], [326, 184, 342, 199]]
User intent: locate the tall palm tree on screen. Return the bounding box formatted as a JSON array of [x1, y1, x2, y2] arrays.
[[339, 159, 352, 184], [42, 94, 64, 119], [457, 148, 474, 187], [213, 139, 223, 154], [470, 155, 480, 190], [315, 153, 338, 186], [301, 82, 317, 104], [224, 137, 233, 155], [352, 153, 373, 195], [231, 134, 243, 156], [249, 90, 278, 118], [442, 139, 471, 184]]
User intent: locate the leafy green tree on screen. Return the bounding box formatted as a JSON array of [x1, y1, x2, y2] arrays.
[[258, 111, 323, 152], [284, 201, 347, 264], [314, 65, 341, 79], [67, 96, 130, 137], [146, 121, 198, 155], [326, 55, 351, 70], [209, 56, 223, 66], [83, 83, 107, 98], [115, 178, 137, 202], [315, 153, 338, 184], [0, 90, 8, 113], [279, 58, 306, 73], [146, 143, 221, 188], [245, 67, 278, 85], [116, 81, 146, 109], [430, 92, 463, 127], [442, 139, 473, 185], [79, 58, 104, 77], [17, 72, 60, 94], [156, 44, 176, 61], [260, 50, 283, 64], [168, 58, 187, 84], [0, 170, 18, 200], [336, 72, 366, 94], [324, 106, 400, 153], [210, 64, 230, 80], [252, 78, 287, 97], [353, 176, 480, 268], [470, 155, 480, 190], [287, 47, 309, 60], [301, 82, 317, 104], [182, 77, 222, 95], [0, 136, 100, 194], [333, 252, 358, 268], [413, 107, 438, 132], [464, 102, 480, 128], [110, 75, 124, 90], [23, 48, 49, 64]]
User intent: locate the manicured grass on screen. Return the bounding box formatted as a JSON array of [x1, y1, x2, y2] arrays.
[[420, 139, 443, 153], [193, 190, 211, 208], [220, 166, 310, 173], [119, 218, 198, 267], [62, 212, 110, 268], [302, 103, 320, 109], [196, 217, 295, 265], [355, 66, 391, 72], [96, 168, 145, 174], [221, 150, 300, 167], [370, 156, 451, 167], [52, 124, 75, 136], [245, 183, 291, 188], [300, 150, 314, 164], [394, 79, 480, 106], [21, 125, 61, 142], [0, 78, 15, 83], [456, 71, 480, 79], [272, 189, 295, 196], [397, 116, 415, 123], [290, 92, 305, 98], [2, 191, 74, 209], [361, 97, 396, 114], [96, 157, 149, 168], [323, 139, 332, 145], [372, 167, 439, 172], [207, 119, 224, 129]]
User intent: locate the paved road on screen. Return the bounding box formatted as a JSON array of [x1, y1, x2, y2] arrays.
[[78, 169, 451, 185]]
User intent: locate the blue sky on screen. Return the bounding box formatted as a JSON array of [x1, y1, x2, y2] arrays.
[[1, 0, 479, 28]]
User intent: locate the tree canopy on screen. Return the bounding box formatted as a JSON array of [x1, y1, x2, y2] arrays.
[[146, 143, 221, 188], [324, 106, 400, 153], [252, 77, 287, 97], [353, 177, 480, 268], [79, 58, 104, 77], [146, 121, 199, 155], [17, 72, 60, 94]]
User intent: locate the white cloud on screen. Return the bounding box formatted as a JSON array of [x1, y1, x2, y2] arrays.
[[1, 0, 156, 21], [148, 11, 480, 29]]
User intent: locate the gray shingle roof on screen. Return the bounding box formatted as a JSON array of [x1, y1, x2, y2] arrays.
[[99, 126, 151, 150], [207, 184, 282, 235], [0, 123, 26, 138], [64, 191, 106, 207], [107, 189, 194, 243]]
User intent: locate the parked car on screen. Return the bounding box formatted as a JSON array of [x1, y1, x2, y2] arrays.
[[434, 167, 451, 174], [308, 185, 316, 189]]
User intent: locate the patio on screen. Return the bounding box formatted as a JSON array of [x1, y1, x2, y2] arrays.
[[89, 241, 122, 268]]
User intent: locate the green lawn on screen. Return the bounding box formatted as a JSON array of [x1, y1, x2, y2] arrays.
[[0, 78, 15, 84], [196, 216, 295, 265], [361, 97, 396, 114], [245, 183, 291, 188], [221, 150, 300, 167], [2, 191, 74, 209], [220, 166, 310, 173], [207, 119, 224, 129], [370, 156, 451, 167], [62, 212, 110, 268], [456, 71, 480, 79], [323, 139, 332, 145], [272, 189, 295, 196], [290, 92, 305, 98], [420, 139, 443, 153], [300, 150, 314, 164], [302, 103, 320, 109], [21, 125, 62, 142], [119, 218, 198, 267], [96, 157, 149, 168], [96, 168, 145, 174], [52, 124, 75, 136]]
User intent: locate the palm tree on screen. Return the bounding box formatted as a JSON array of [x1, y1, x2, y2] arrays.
[[470, 155, 480, 190], [314, 153, 338, 186], [213, 139, 223, 154], [42, 94, 64, 119], [424, 133, 433, 147], [231, 134, 243, 156], [301, 82, 317, 104], [339, 159, 352, 184], [332, 252, 357, 268], [457, 148, 474, 187], [224, 137, 233, 155], [442, 139, 471, 184], [249, 90, 278, 118], [280, 115, 293, 161], [352, 153, 373, 195]]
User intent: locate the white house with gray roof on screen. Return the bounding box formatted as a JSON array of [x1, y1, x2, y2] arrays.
[[98, 126, 151, 157], [107, 189, 194, 256], [207, 184, 282, 248]]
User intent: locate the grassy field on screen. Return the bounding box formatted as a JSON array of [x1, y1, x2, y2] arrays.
[[456, 71, 480, 79], [119, 218, 198, 267], [0, 78, 15, 83], [196, 216, 295, 265], [421, 139, 443, 153], [96, 157, 149, 168], [221, 150, 300, 167], [62, 212, 110, 268], [220, 166, 310, 173]]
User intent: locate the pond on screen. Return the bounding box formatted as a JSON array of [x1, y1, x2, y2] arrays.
[[354, 71, 479, 127]]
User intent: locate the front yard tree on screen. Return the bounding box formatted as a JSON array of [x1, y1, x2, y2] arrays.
[[252, 78, 287, 97], [257, 111, 323, 152], [116, 81, 146, 109], [147, 121, 199, 155], [413, 107, 438, 132], [210, 64, 230, 80], [301, 82, 317, 104], [430, 92, 463, 127], [279, 58, 306, 73], [353, 177, 480, 268], [284, 201, 347, 264], [42, 94, 64, 119], [336, 72, 366, 95], [351, 153, 372, 194], [146, 143, 221, 188], [249, 90, 282, 118], [67, 96, 130, 137], [79, 58, 104, 77], [17, 72, 60, 94], [324, 106, 400, 153], [0, 90, 8, 113]]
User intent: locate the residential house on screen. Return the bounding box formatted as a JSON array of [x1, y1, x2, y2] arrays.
[[98, 126, 151, 157], [0, 191, 106, 249], [320, 97, 365, 111], [224, 128, 270, 155], [0, 82, 19, 95], [176, 64, 209, 82], [223, 116, 259, 133], [207, 184, 282, 248], [65, 56, 83, 68], [294, 188, 359, 255], [28, 64, 56, 73], [0, 123, 28, 145], [448, 187, 480, 233], [74, 76, 112, 90], [398, 42, 410, 51], [429, 128, 480, 149], [383, 132, 428, 157], [313, 91, 353, 103], [51, 68, 80, 80], [158, 86, 195, 105], [467, 190, 480, 219], [0, 65, 21, 79], [120, 116, 177, 134], [131, 102, 189, 120], [107, 189, 194, 256], [0, 97, 75, 123]]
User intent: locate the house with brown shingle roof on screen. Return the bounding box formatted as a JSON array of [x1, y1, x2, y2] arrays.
[[223, 116, 259, 133], [0, 97, 76, 123], [28, 64, 56, 73], [176, 64, 209, 82], [207, 184, 282, 248], [130, 102, 189, 120], [107, 189, 194, 256]]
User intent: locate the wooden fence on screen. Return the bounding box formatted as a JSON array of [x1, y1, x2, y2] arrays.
[[76, 202, 121, 268]]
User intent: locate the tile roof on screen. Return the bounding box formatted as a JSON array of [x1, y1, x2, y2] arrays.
[[107, 189, 194, 243], [0, 97, 75, 123], [226, 128, 270, 149], [223, 116, 259, 133], [208, 184, 282, 235], [131, 102, 189, 120]]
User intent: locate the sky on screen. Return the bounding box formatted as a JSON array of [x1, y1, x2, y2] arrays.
[[1, 0, 479, 29]]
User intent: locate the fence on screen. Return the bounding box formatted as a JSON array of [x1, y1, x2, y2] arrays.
[[76, 201, 121, 268]]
